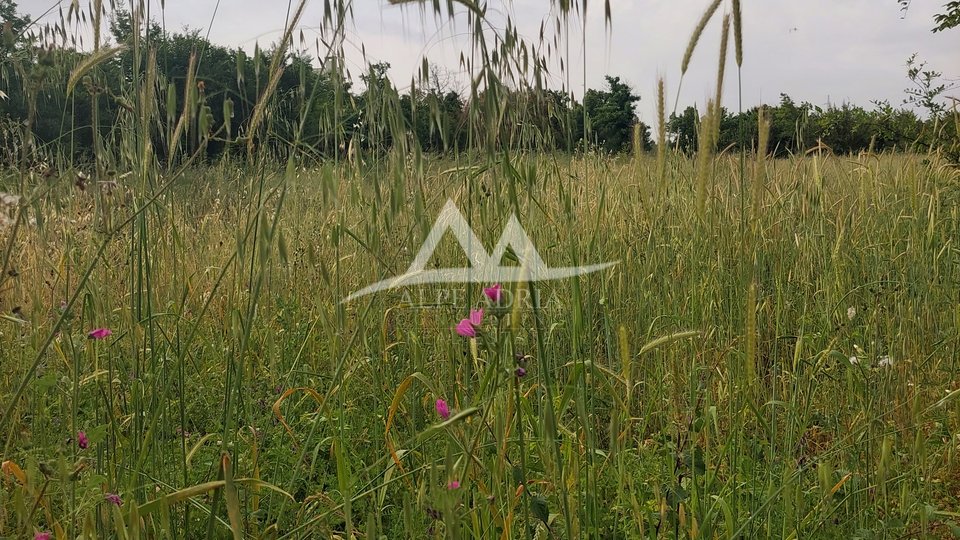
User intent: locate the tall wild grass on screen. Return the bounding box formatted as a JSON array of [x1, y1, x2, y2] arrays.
[[1, 0, 959, 538]]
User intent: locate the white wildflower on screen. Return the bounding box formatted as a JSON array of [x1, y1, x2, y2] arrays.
[[0, 192, 22, 230], [878, 355, 893, 368], [848, 356, 859, 365], [847, 306, 856, 320]]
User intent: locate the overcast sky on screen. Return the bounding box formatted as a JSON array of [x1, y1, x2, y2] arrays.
[[16, 0, 960, 123]]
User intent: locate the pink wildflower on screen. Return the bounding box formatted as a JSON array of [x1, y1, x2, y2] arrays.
[[35, 532, 51, 540], [455, 319, 476, 338], [435, 398, 450, 420], [483, 283, 503, 303], [447, 480, 460, 490], [88, 328, 112, 340], [455, 309, 484, 338], [77, 430, 88, 449], [104, 493, 123, 506]]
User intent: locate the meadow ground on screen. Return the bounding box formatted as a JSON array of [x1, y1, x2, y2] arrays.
[[1, 152, 959, 538]]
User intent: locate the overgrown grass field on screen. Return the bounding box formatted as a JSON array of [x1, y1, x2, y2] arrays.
[[1, 150, 959, 538]]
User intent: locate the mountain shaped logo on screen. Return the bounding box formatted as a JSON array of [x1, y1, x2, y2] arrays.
[[343, 199, 617, 302]]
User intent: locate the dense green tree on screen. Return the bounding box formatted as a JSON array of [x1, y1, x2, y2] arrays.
[[0, 0, 28, 50], [870, 100, 923, 150], [667, 97, 925, 157], [356, 61, 403, 152], [579, 76, 640, 153], [767, 94, 815, 155], [667, 106, 700, 153], [717, 107, 759, 152], [401, 85, 465, 152], [813, 103, 873, 154], [634, 120, 653, 152]]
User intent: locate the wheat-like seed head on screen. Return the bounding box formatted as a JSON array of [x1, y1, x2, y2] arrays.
[[682, 0, 724, 75], [752, 106, 771, 220], [733, 0, 743, 67], [696, 99, 718, 214], [715, 13, 731, 118], [657, 78, 667, 183], [248, 0, 308, 156]]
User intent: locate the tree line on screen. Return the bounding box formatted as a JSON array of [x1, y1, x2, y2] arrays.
[[1, 0, 957, 167]]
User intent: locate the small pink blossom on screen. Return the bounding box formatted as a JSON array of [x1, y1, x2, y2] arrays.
[[455, 319, 477, 338], [104, 493, 123, 506], [88, 328, 112, 340], [435, 398, 450, 420], [483, 284, 503, 303], [455, 309, 484, 338], [77, 430, 88, 449], [447, 480, 460, 490], [35, 532, 51, 540]]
